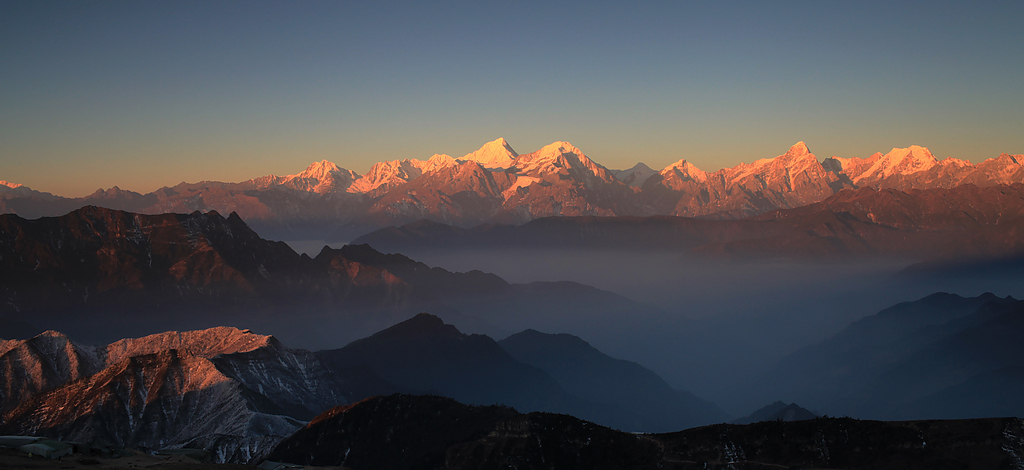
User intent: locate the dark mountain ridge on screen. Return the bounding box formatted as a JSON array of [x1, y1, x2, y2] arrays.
[[754, 292, 1024, 419], [499, 329, 727, 432], [732, 401, 818, 425], [266, 393, 1024, 470], [354, 183, 1024, 261], [317, 314, 726, 432], [0, 206, 669, 352]]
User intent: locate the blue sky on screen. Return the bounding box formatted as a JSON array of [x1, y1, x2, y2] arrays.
[[2, 1, 1022, 197]]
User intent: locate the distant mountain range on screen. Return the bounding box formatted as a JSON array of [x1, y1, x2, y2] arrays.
[[355, 183, 1024, 260], [2, 138, 1020, 240], [754, 292, 1024, 420]]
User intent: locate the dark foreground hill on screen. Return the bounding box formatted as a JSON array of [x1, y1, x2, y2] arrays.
[[266, 394, 664, 470], [732, 401, 818, 424], [267, 393, 1024, 470]]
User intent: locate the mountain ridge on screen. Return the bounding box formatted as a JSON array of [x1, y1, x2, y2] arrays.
[[4, 139, 1021, 240]]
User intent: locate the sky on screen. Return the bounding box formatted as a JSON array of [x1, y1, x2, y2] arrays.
[[2, 1, 1022, 197]]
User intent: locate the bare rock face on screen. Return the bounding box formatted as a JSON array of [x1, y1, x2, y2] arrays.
[[0, 331, 100, 413], [2, 350, 294, 463]]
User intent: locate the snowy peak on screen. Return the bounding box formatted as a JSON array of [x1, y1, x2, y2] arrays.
[[0, 180, 23, 189], [249, 160, 359, 194], [788, 141, 810, 157], [348, 159, 423, 194], [419, 154, 458, 174], [535, 141, 584, 160], [512, 141, 615, 184], [614, 162, 658, 187], [840, 145, 939, 185], [727, 141, 820, 185], [348, 155, 457, 195], [660, 159, 708, 184], [880, 145, 939, 172], [296, 160, 342, 180], [459, 137, 519, 169]]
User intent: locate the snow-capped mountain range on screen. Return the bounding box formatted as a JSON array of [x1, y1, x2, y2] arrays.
[[2, 138, 1021, 240]]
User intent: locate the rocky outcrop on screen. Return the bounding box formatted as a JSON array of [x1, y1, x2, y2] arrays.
[[0, 326, 366, 464]]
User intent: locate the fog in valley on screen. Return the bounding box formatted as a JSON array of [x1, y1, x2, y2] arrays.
[[357, 247, 1023, 414]]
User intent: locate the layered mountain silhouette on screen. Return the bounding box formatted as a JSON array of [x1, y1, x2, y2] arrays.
[[754, 292, 1024, 419], [0, 206, 667, 349], [266, 394, 1024, 470], [2, 139, 1020, 241], [316, 314, 726, 432], [498, 329, 726, 432], [0, 318, 726, 463], [356, 183, 1024, 260]]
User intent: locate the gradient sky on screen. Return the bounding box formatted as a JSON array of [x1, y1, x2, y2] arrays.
[[2, 1, 1022, 197]]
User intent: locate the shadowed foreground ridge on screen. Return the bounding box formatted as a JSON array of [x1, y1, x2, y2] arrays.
[[268, 395, 1024, 470], [266, 394, 662, 470]]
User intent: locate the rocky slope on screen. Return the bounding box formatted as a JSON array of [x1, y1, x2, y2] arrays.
[[0, 327, 377, 464], [4, 139, 1019, 241]]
